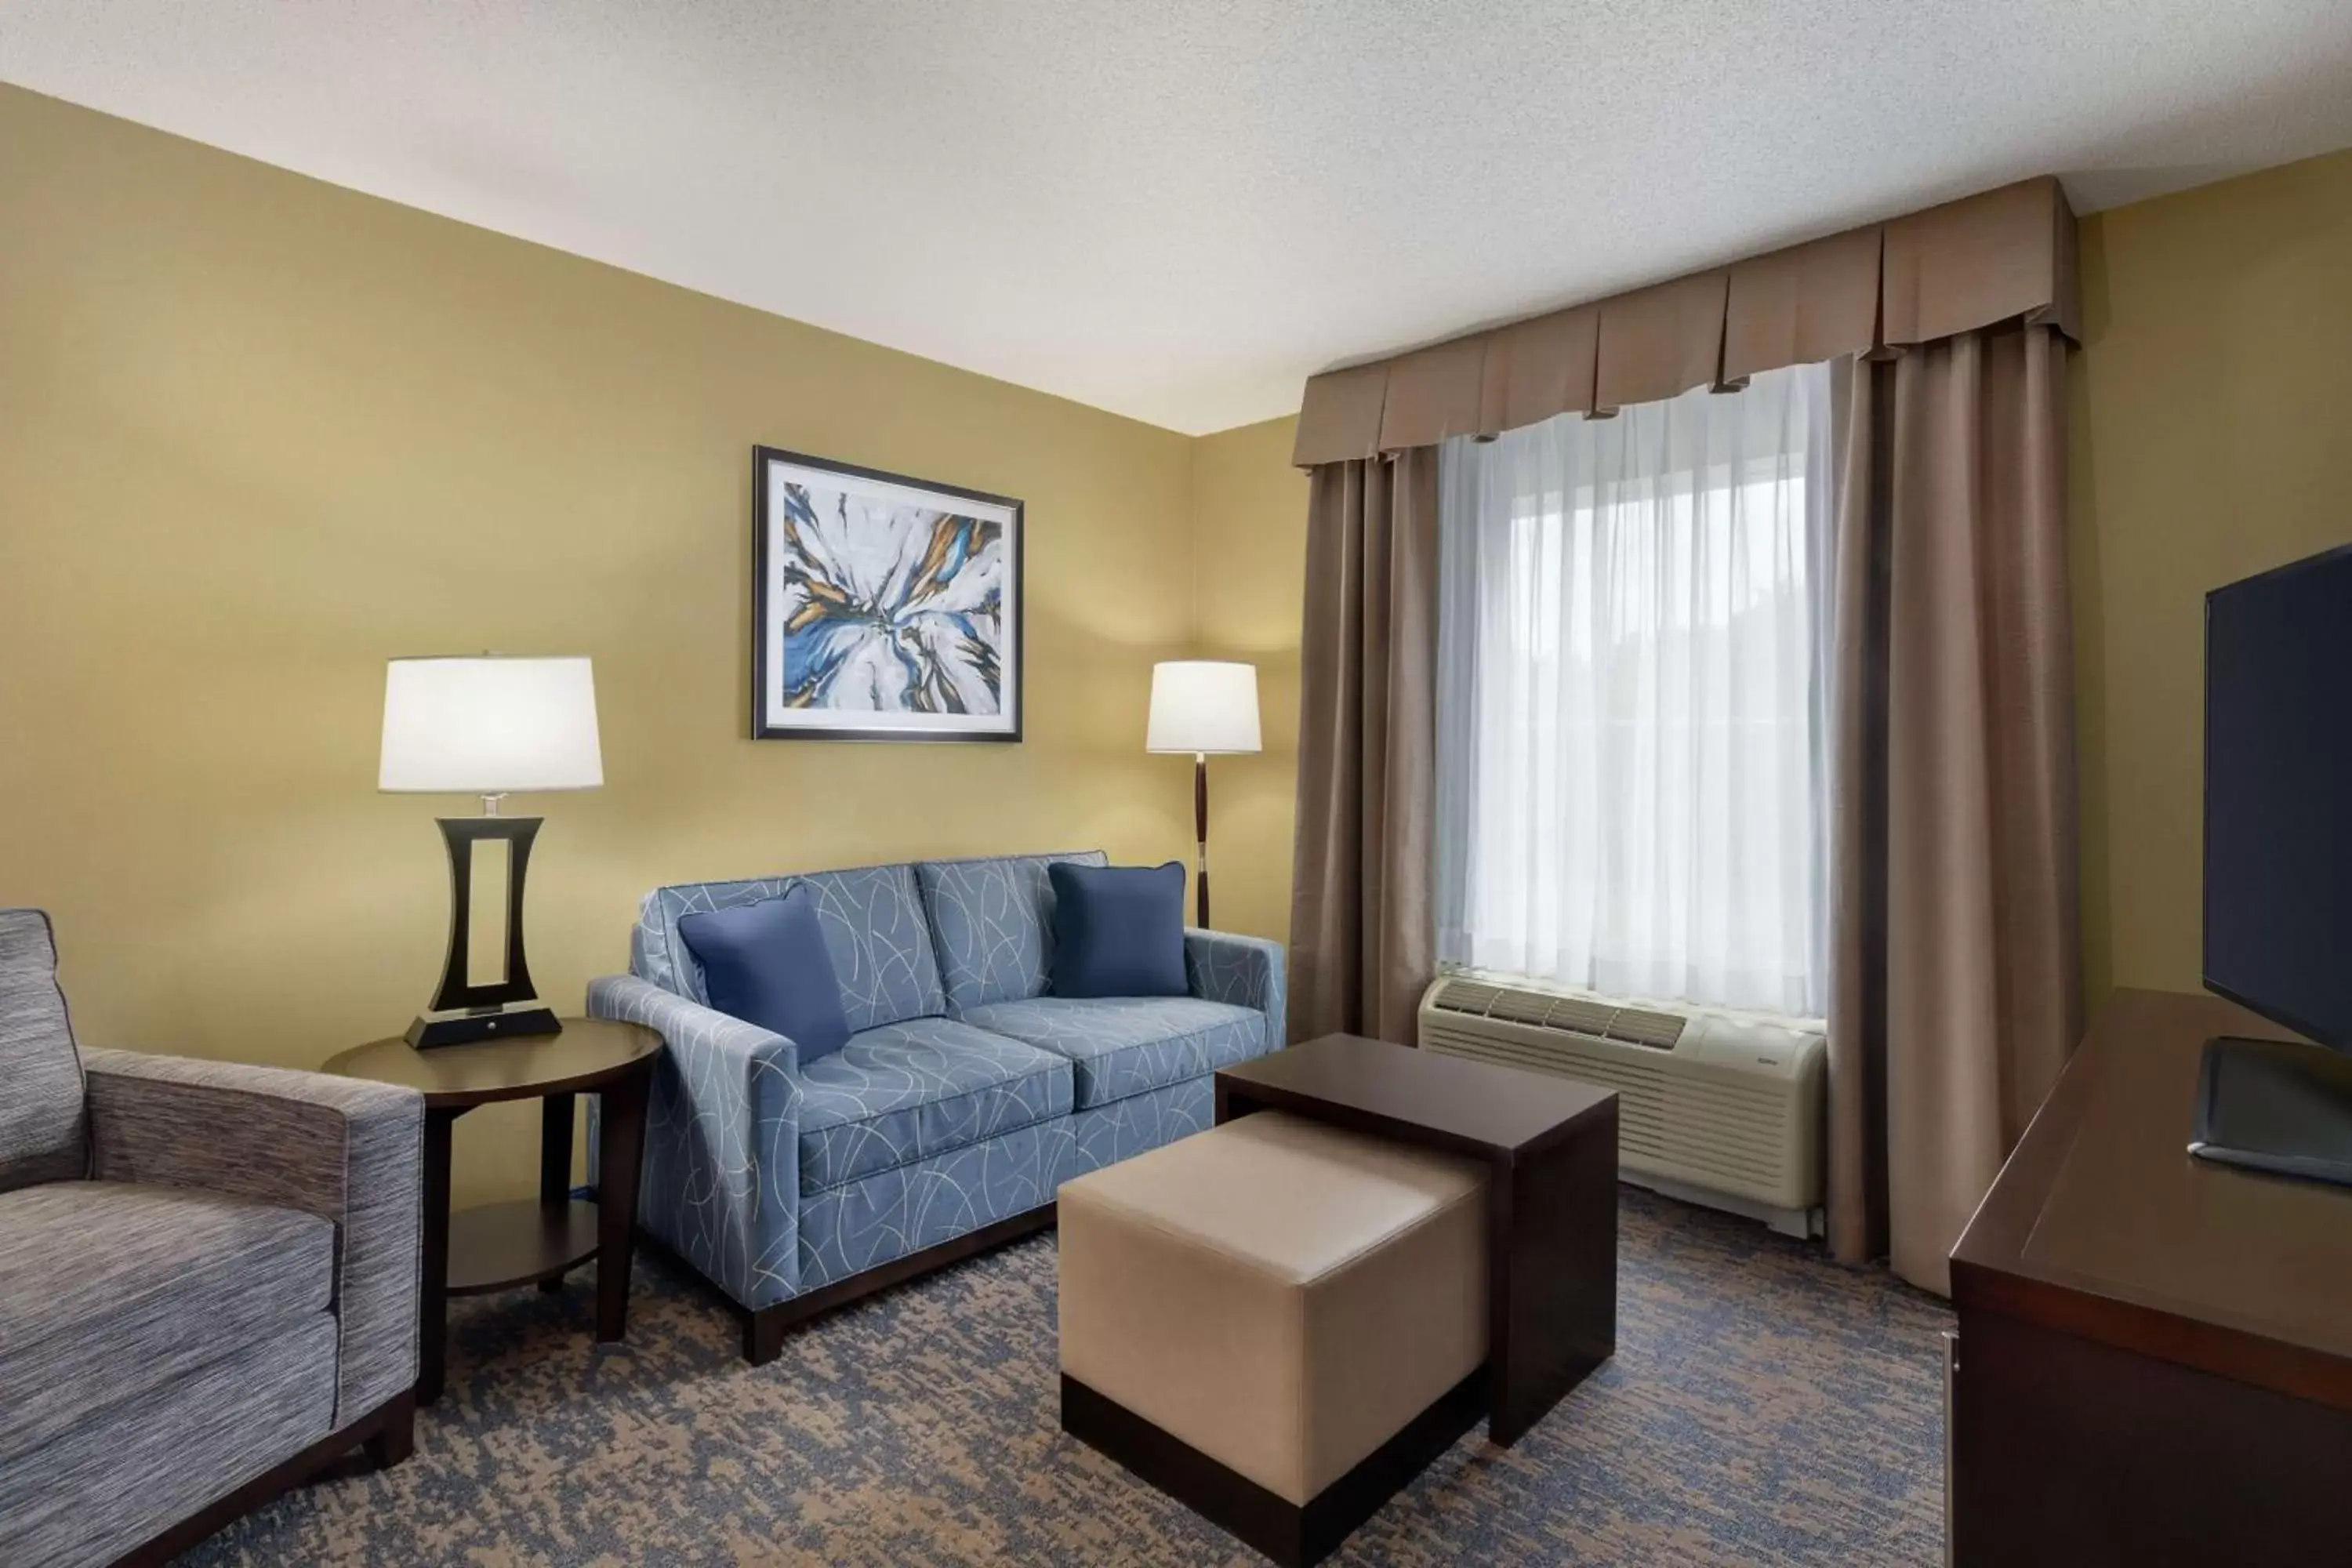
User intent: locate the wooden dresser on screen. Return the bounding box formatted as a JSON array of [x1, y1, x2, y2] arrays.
[[1949, 989, 2352, 1566]]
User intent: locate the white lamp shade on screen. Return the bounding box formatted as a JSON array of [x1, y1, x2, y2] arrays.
[[1147, 661, 1261, 755], [379, 656, 604, 794]]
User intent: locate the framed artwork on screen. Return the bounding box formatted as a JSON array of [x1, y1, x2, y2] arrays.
[[751, 446, 1023, 742]]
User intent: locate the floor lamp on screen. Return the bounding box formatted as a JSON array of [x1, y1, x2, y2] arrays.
[[1147, 661, 1261, 928]]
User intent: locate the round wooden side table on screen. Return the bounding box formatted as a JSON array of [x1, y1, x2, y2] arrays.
[[326, 1018, 661, 1406]]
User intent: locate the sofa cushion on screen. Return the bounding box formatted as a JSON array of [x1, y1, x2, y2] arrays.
[[0, 1181, 333, 1467], [678, 887, 853, 1064], [960, 995, 1266, 1110], [0, 909, 87, 1194], [1047, 862, 1189, 999], [796, 1017, 1074, 1194], [1054, 1075, 1217, 1191], [916, 851, 1106, 1011], [639, 862, 946, 1033]]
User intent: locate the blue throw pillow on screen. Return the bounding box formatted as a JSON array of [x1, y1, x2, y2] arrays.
[[1049, 860, 1189, 999], [677, 886, 852, 1064]]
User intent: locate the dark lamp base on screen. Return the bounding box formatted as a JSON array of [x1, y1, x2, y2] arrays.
[[410, 811, 559, 1051], [406, 1005, 564, 1051]]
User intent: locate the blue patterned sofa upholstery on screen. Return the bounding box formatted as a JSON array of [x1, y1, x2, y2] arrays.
[[589, 851, 1286, 1360]]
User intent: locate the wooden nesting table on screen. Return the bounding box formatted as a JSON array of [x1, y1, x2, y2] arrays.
[[1214, 1032, 1620, 1445]]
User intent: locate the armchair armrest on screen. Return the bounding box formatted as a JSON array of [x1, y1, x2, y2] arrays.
[[1185, 929, 1288, 1054], [587, 975, 805, 1308], [80, 1048, 422, 1427]]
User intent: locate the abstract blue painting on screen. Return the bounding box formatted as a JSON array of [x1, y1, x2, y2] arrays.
[[753, 448, 1022, 742]]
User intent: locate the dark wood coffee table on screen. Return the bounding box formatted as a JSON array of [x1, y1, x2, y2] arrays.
[[1216, 1033, 1618, 1446], [326, 1019, 660, 1406]]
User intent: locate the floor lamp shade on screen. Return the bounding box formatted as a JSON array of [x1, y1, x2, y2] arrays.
[[1147, 661, 1262, 757], [1148, 662, 1260, 928], [379, 656, 604, 1048]]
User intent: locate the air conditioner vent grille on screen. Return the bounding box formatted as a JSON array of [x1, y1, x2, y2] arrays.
[[1428, 977, 1686, 1051], [1420, 974, 1826, 1220]]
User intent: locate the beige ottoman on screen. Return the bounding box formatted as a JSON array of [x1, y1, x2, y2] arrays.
[[1058, 1111, 1490, 1566]]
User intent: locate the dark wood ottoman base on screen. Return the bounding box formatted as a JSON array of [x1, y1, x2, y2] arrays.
[[1062, 1370, 1486, 1568]]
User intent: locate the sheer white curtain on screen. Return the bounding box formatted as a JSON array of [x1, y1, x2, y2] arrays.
[[1435, 362, 1834, 1017]]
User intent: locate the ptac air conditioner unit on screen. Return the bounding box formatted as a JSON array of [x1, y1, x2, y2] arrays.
[[1419, 972, 1828, 1238]]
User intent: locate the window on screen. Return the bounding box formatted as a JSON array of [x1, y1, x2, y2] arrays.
[[1435, 362, 1833, 1017]]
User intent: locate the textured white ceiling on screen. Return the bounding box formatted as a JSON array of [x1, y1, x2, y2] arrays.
[[5, 2, 2350, 434]]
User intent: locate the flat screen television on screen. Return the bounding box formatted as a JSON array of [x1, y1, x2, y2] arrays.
[[2195, 543, 2352, 1185]]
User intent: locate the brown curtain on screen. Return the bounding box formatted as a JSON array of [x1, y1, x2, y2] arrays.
[[1828, 324, 2082, 1294], [1287, 449, 1441, 1045], [1295, 177, 2075, 465]]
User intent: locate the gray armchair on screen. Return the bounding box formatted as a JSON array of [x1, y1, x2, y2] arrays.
[[0, 909, 423, 1568]]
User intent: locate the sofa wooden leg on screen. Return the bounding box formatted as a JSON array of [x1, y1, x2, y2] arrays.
[[744, 1305, 788, 1367], [364, 1390, 416, 1468]]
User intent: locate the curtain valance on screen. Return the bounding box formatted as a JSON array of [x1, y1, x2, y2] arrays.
[[1290, 176, 2078, 466]]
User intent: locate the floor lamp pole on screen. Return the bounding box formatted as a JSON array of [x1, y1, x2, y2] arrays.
[[1193, 752, 1210, 928]]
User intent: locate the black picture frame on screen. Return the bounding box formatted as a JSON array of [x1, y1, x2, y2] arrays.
[[750, 445, 1025, 744]]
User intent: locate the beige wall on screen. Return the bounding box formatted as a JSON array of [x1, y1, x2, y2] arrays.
[[0, 85, 1201, 1205], [2072, 148, 2352, 1008], [1187, 416, 1308, 946]]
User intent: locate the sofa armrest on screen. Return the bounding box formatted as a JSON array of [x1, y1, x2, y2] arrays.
[[587, 975, 805, 1308], [80, 1048, 422, 1427], [1185, 929, 1288, 1054]]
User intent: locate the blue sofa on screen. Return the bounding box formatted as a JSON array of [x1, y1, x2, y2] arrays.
[[588, 851, 1287, 1361]]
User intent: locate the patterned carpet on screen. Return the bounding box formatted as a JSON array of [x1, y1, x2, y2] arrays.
[[178, 1188, 1951, 1566]]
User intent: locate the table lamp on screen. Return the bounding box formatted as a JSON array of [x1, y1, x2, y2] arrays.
[[1147, 660, 1261, 927], [379, 655, 603, 1048]]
